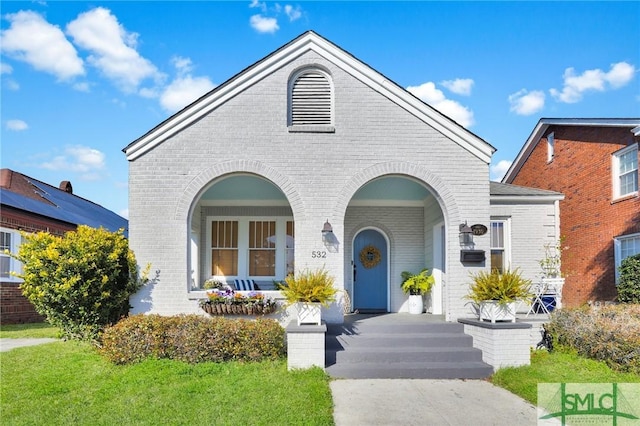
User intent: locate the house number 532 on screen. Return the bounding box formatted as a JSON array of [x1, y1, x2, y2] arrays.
[[311, 251, 327, 258]]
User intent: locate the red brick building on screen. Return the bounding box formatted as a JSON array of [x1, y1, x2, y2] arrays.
[[503, 119, 640, 306], [1, 169, 127, 324]]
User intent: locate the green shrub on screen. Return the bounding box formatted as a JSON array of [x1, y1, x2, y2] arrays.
[[617, 254, 640, 303], [546, 305, 640, 374], [100, 314, 286, 364], [12, 226, 148, 341]]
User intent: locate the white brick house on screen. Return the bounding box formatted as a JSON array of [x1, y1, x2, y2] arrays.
[[123, 31, 562, 323]]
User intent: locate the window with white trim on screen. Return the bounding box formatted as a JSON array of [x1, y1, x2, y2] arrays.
[[208, 217, 294, 281], [614, 233, 640, 283], [288, 68, 334, 131], [613, 144, 638, 199], [547, 132, 555, 163], [490, 219, 511, 273], [0, 228, 23, 281]]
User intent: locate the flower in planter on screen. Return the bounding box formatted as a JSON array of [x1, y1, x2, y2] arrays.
[[200, 289, 276, 315]]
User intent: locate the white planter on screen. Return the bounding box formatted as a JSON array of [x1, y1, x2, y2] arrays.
[[297, 302, 321, 325], [479, 301, 516, 323], [408, 294, 424, 315]]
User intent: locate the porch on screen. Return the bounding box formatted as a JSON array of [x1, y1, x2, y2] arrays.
[[323, 313, 550, 379]]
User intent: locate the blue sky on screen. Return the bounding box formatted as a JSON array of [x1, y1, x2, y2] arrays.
[[1, 1, 638, 218]]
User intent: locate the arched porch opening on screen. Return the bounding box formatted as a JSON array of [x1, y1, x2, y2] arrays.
[[188, 173, 296, 291], [343, 175, 447, 314]]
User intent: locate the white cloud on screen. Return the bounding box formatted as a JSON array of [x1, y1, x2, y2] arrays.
[[40, 145, 106, 180], [1, 62, 13, 74], [284, 5, 302, 21], [0, 10, 84, 81], [160, 61, 215, 114], [172, 56, 193, 75], [508, 89, 545, 116], [407, 82, 474, 128], [490, 160, 512, 181], [249, 0, 267, 12], [73, 82, 91, 92], [66, 7, 162, 93], [440, 78, 474, 96], [6, 119, 28, 131], [606, 62, 636, 88], [119, 208, 129, 219], [550, 61, 636, 103], [250, 14, 279, 33]]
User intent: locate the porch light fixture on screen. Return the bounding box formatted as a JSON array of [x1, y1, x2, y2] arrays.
[[321, 219, 340, 252], [459, 222, 474, 248], [322, 220, 333, 242]]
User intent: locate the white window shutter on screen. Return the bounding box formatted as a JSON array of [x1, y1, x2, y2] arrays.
[[614, 238, 621, 284]]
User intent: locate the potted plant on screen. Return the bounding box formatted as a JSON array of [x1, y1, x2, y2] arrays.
[[466, 268, 532, 322], [280, 267, 337, 325], [401, 269, 435, 315]]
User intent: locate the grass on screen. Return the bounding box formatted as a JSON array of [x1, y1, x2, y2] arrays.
[[1, 340, 334, 425], [0, 322, 60, 338], [491, 349, 640, 404]]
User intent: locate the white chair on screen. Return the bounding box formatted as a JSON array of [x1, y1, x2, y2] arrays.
[[527, 281, 552, 316], [527, 278, 562, 317]]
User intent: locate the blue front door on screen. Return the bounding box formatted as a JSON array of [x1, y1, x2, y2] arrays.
[[353, 229, 387, 311]]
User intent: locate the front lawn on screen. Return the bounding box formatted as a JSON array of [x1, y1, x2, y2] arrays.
[[0, 322, 60, 339], [491, 349, 640, 404], [1, 340, 334, 425]]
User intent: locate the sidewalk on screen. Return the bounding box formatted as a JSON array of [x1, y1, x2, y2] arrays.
[[331, 379, 537, 426], [0, 338, 58, 352]]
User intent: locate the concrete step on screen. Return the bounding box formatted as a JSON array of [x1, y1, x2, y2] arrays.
[[328, 346, 484, 364], [326, 361, 494, 380], [326, 321, 464, 335], [324, 315, 493, 380], [326, 332, 473, 350]]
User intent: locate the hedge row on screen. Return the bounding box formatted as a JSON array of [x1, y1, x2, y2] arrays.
[[99, 314, 286, 364], [546, 304, 640, 374]]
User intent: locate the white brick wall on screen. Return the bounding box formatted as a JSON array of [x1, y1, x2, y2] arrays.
[[286, 323, 326, 370], [128, 49, 491, 323], [462, 322, 532, 370]]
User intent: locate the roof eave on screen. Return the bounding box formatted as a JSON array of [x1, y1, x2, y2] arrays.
[[503, 118, 640, 183]]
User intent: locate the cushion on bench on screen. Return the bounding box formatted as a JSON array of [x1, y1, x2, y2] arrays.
[[234, 279, 256, 291]]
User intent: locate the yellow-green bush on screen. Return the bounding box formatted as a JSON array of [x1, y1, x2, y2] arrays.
[[99, 314, 286, 364], [546, 304, 640, 374], [13, 226, 147, 341]]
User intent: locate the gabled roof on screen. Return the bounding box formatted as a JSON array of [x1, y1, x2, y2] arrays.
[[123, 31, 495, 163], [503, 118, 640, 183], [490, 181, 564, 202], [0, 169, 127, 234]]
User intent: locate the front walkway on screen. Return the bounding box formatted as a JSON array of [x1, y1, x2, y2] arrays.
[[331, 379, 537, 426]]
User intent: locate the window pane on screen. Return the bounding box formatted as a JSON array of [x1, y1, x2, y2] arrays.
[[616, 147, 639, 196], [250, 221, 276, 248], [0, 232, 10, 251], [490, 222, 504, 249], [621, 236, 640, 260], [212, 249, 238, 276], [249, 250, 276, 276], [491, 250, 504, 274], [211, 221, 238, 276], [620, 171, 638, 195]]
